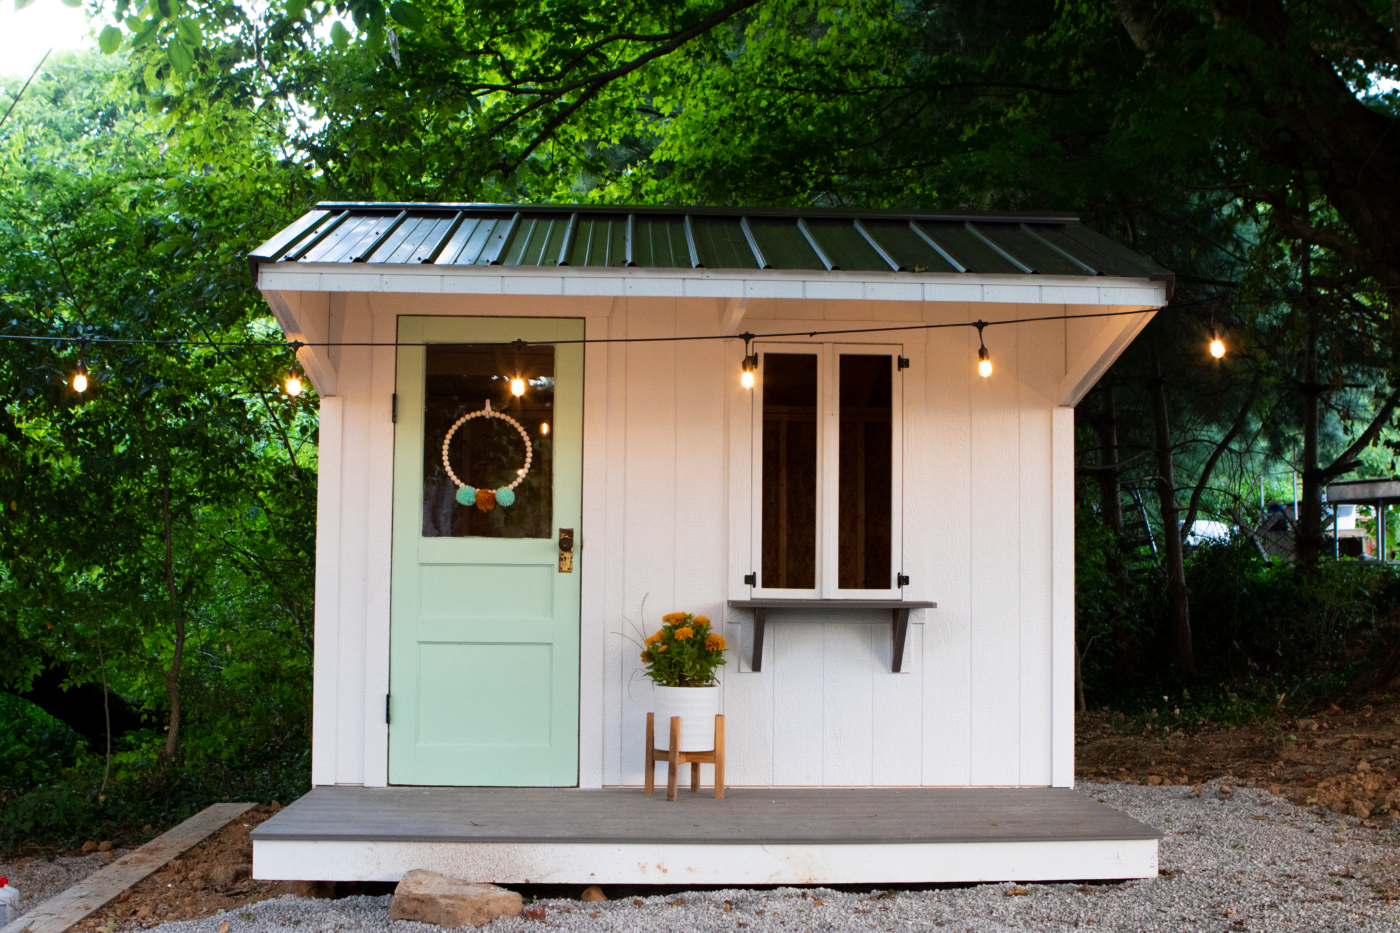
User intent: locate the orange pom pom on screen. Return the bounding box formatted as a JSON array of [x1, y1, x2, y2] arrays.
[[475, 489, 497, 511]]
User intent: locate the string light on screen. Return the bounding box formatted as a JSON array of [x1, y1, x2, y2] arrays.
[[540, 422, 550, 436], [72, 361, 89, 394], [285, 367, 304, 397], [1209, 317, 1225, 359], [740, 332, 758, 389], [510, 376, 526, 397], [975, 321, 992, 378]]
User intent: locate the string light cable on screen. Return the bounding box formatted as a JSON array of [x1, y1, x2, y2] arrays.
[[10, 305, 1219, 391]]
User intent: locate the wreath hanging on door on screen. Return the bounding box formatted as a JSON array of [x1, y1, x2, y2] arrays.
[[441, 399, 532, 511]]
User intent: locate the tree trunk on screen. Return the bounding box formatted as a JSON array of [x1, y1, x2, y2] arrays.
[[1296, 296, 1325, 572], [159, 469, 186, 765], [1091, 387, 1135, 673], [1149, 344, 1194, 676]]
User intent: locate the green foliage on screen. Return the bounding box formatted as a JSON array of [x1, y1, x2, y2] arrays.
[[638, 612, 728, 687], [0, 51, 318, 848]]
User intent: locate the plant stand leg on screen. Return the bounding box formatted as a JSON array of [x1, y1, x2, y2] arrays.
[[690, 757, 701, 794], [714, 714, 725, 800], [667, 717, 681, 801], [644, 712, 655, 796]]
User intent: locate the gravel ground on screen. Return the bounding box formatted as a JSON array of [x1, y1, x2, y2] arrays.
[[108, 780, 1400, 931], [0, 850, 130, 918]]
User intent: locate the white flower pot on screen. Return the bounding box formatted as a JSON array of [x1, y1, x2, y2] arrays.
[[651, 685, 720, 751]]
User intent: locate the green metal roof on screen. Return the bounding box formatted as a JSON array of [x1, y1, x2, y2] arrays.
[[250, 203, 1172, 288]]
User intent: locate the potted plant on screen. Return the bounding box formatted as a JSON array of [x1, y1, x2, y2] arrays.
[[638, 611, 727, 751]]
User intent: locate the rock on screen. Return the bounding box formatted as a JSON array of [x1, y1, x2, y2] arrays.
[[1351, 799, 1373, 819], [141, 825, 153, 834], [388, 870, 523, 928], [134, 907, 153, 920], [580, 886, 606, 903], [1358, 760, 1372, 772], [1298, 719, 1318, 731], [82, 841, 98, 853], [1146, 775, 1163, 786], [98, 841, 113, 852]]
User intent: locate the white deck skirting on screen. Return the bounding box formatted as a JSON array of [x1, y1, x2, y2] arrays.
[[254, 837, 1157, 885]]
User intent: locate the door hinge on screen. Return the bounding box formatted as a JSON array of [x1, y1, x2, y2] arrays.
[[385, 694, 391, 724], [897, 573, 910, 586], [897, 356, 910, 370], [743, 572, 756, 586], [391, 393, 398, 423]]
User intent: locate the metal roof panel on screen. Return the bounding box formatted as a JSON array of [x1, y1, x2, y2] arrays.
[[803, 219, 891, 272], [689, 217, 760, 270], [746, 218, 825, 270], [248, 202, 1172, 289]]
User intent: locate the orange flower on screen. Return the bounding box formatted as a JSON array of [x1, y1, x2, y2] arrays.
[[640, 651, 653, 663], [705, 634, 726, 651], [674, 627, 694, 640], [645, 632, 663, 646], [656, 644, 667, 652], [662, 612, 686, 624], [475, 488, 497, 511], [694, 615, 711, 625]]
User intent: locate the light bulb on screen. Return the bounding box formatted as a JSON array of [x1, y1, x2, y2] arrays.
[[1210, 336, 1225, 359], [285, 374, 304, 397], [977, 346, 992, 378], [511, 377, 525, 397], [540, 422, 550, 436], [72, 368, 89, 393], [741, 369, 755, 389]]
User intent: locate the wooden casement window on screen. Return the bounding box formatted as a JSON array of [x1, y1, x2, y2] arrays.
[[750, 343, 904, 598]]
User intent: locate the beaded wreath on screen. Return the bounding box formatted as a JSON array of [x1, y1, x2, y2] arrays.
[[440, 399, 532, 511]]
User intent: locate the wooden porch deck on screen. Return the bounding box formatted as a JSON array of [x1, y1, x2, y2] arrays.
[[252, 786, 1158, 885]]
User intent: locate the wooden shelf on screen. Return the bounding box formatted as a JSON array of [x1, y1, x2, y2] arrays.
[[727, 599, 937, 673]]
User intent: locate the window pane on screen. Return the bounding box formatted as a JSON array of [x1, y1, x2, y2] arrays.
[[762, 353, 818, 589], [838, 354, 892, 589], [422, 344, 554, 538]]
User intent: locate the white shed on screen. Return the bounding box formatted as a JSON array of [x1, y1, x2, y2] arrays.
[[248, 204, 1167, 886]]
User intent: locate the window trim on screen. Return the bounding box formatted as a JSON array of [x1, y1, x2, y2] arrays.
[[748, 341, 904, 600]]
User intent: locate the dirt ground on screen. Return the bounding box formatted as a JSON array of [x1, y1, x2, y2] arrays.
[[28, 804, 380, 932], [10, 698, 1400, 929], [1075, 694, 1400, 823]]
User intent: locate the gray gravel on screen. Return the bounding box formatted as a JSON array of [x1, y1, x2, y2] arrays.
[[131, 780, 1400, 932], [0, 851, 130, 919]]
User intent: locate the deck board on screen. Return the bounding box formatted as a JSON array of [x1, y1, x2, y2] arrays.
[[251, 786, 1156, 846]]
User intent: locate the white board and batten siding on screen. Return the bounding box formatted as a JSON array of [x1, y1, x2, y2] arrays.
[[261, 271, 1162, 791]]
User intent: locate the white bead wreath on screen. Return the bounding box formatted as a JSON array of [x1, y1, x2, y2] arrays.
[[440, 399, 533, 510]]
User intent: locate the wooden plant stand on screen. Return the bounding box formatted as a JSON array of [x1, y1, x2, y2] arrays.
[[645, 712, 725, 801]]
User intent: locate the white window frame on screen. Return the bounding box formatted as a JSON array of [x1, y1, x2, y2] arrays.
[[748, 341, 904, 600]]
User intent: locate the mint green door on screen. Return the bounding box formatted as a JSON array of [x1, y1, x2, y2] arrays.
[[389, 316, 582, 786]]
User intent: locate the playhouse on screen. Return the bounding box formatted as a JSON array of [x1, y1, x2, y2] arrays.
[[247, 204, 1167, 885]]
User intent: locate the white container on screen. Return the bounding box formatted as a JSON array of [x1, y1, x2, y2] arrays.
[[651, 685, 721, 751], [0, 877, 21, 927]]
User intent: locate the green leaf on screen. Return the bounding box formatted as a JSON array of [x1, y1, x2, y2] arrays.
[[168, 37, 194, 73], [285, 0, 305, 21], [329, 20, 350, 49], [388, 1, 425, 31], [175, 17, 201, 46], [59, 0, 82, 8], [13, 0, 37, 11], [97, 25, 123, 54]]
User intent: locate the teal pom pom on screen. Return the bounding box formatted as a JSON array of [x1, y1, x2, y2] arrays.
[[495, 487, 516, 507], [456, 486, 476, 506]]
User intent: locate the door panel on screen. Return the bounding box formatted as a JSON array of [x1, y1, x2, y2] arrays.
[[389, 316, 583, 786]]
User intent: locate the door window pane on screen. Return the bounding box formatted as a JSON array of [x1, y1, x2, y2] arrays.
[[761, 353, 818, 589], [422, 344, 554, 538], [837, 354, 892, 589]]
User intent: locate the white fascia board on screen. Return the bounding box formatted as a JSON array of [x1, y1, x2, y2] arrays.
[[254, 837, 1157, 884], [258, 263, 1168, 308]]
